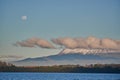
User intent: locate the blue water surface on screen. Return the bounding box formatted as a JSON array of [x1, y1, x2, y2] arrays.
[[0, 73, 120, 80]]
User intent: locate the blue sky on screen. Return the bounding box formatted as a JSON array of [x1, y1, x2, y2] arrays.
[[0, 0, 120, 60]]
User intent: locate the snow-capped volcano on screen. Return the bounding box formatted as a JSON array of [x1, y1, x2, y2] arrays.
[[13, 48, 120, 66], [59, 48, 120, 55]]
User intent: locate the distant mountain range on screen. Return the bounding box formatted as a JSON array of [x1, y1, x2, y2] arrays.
[[12, 48, 120, 66]]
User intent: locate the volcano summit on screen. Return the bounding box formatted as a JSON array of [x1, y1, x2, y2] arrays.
[[12, 48, 120, 66]]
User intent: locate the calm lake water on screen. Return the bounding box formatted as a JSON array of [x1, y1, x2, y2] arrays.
[[0, 73, 120, 80]]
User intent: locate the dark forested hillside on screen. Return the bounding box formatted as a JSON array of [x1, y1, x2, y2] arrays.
[[0, 61, 120, 73]]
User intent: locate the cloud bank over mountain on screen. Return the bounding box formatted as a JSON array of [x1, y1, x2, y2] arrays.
[[14, 36, 120, 50], [52, 36, 120, 50]]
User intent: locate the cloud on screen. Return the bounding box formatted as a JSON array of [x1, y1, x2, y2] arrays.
[[36, 39, 55, 48], [52, 36, 120, 50], [14, 36, 120, 50], [0, 55, 23, 59], [101, 38, 120, 49], [15, 37, 55, 49], [52, 37, 78, 49], [0, 55, 23, 62]]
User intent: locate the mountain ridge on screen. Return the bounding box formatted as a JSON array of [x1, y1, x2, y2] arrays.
[[12, 48, 120, 66]]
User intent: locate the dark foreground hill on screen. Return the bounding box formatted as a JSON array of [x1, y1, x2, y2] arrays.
[[0, 61, 120, 73]]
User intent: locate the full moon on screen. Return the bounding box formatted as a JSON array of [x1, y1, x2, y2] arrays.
[[21, 16, 27, 20]]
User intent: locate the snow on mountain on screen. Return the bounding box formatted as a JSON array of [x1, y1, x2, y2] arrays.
[[59, 48, 120, 55], [12, 48, 120, 66]]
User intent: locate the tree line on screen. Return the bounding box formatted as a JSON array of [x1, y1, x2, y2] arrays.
[[0, 61, 120, 73]]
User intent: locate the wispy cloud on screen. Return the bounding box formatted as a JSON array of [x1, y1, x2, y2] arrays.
[[14, 37, 55, 49], [0, 55, 23, 62], [0, 55, 23, 59]]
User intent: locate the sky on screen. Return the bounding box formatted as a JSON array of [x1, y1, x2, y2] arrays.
[[0, 0, 120, 61]]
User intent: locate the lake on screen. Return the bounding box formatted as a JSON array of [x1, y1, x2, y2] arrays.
[[0, 73, 120, 80]]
